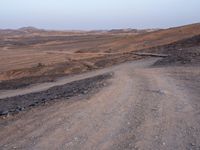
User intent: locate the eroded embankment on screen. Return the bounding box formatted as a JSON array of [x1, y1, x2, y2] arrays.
[[0, 73, 112, 116]]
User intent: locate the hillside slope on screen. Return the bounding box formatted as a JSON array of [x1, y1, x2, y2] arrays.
[[0, 23, 200, 82]]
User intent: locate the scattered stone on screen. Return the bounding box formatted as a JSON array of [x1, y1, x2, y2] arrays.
[[19, 107, 25, 111], [74, 137, 78, 141], [83, 90, 88, 94], [0, 110, 9, 116], [151, 108, 158, 111], [190, 143, 195, 146], [29, 103, 36, 107]]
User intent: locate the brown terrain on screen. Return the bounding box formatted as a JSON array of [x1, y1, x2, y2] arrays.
[[0, 23, 200, 150]]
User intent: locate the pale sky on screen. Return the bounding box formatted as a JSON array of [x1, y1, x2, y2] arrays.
[[0, 0, 200, 30]]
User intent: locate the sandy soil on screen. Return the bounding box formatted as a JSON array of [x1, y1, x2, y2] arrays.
[[0, 58, 199, 150]]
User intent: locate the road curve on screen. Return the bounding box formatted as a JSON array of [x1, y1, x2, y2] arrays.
[[0, 58, 200, 150], [0, 58, 158, 99]]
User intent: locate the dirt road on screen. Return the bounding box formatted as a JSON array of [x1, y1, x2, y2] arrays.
[[0, 58, 200, 150]]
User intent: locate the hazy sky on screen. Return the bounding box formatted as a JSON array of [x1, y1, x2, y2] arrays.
[[1, 0, 200, 30]]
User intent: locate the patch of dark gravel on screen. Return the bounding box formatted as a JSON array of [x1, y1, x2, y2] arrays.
[[138, 34, 200, 66], [0, 73, 112, 116], [0, 75, 60, 90], [154, 46, 200, 66]]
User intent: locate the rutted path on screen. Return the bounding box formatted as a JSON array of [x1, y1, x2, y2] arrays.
[[0, 58, 200, 150]]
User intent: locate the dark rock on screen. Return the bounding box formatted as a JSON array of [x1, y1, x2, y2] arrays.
[[83, 90, 88, 94], [0, 111, 9, 116], [0, 73, 112, 115], [29, 103, 36, 107]]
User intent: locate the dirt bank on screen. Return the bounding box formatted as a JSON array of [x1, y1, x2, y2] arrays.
[[0, 73, 112, 116]]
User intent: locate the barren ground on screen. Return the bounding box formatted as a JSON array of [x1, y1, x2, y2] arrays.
[[0, 58, 200, 150], [1, 23, 200, 82], [0, 24, 200, 150]]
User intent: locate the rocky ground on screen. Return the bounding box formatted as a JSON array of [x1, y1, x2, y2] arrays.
[[0, 73, 112, 116], [0, 58, 199, 150], [140, 35, 200, 66]]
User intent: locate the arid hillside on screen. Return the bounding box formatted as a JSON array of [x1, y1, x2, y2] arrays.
[[0, 23, 200, 83]]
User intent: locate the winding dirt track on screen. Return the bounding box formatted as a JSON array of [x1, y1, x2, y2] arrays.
[[0, 58, 200, 150]]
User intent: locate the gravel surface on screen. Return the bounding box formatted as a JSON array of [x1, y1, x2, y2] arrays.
[[0, 73, 112, 116], [0, 58, 199, 150], [138, 34, 200, 66]]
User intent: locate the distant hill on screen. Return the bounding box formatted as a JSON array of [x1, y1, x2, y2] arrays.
[[0, 26, 159, 37], [18, 26, 44, 32], [107, 28, 159, 34], [0, 27, 45, 37]]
